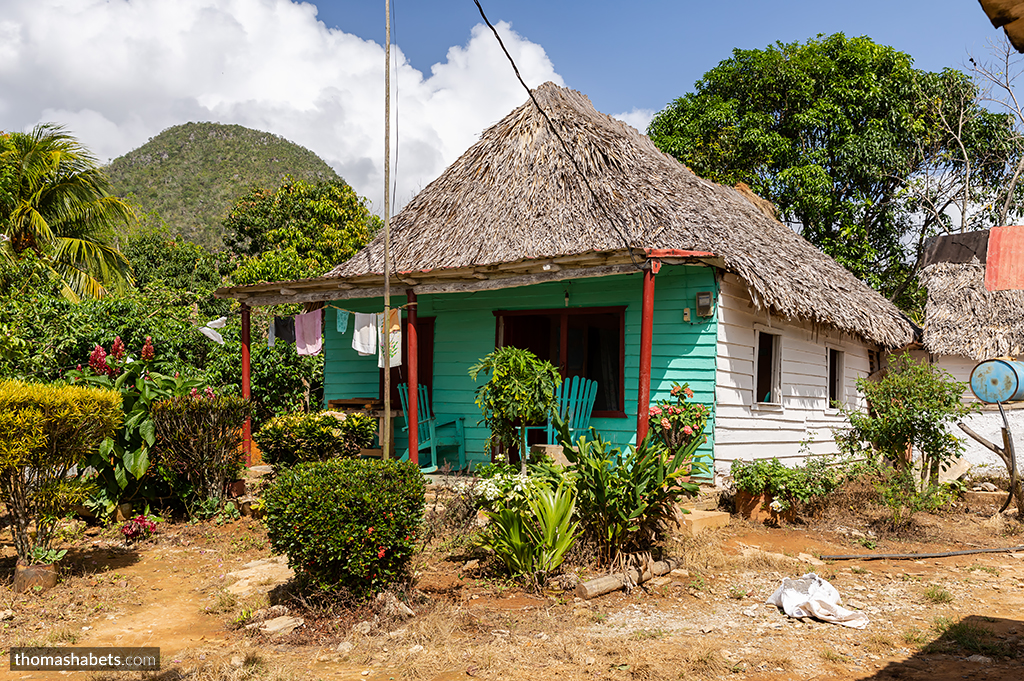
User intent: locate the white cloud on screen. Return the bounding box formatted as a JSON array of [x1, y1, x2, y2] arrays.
[[0, 0, 563, 214], [613, 108, 655, 134]]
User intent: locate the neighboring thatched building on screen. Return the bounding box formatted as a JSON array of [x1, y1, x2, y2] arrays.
[[216, 83, 915, 474]]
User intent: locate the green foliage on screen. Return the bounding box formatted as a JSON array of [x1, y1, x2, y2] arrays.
[[225, 179, 376, 284], [151, 393, 252, 509], [0, 379, 121, 561], [557, 421, 706, 562], [66, 337, 204, 518], [469, 347, 561, 462], [730, 456, 871, 511], [647, 382, 710, 455], [483, 483, 579, 583], [119, 225, 225, 297], [877, 468, 960, 529], [263, 459, 425, 598], [837, 352, 976, 486], [253, 410, 376, 470], [1, 123, 135, 302], [104, 122, 342, 249], [647, 34, 1016, 307], [29, 547, 67, 566]]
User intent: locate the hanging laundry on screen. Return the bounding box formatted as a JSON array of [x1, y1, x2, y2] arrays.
[[199, 326, 224, 345], [336, 310, 350, 334], [268, 320, 276, 348], [205, 316, 228, 329], [274, 316, 296, 344], [352, 312, 377, 355], [295, 310, 323, 356], [378, 308, 402, 368]]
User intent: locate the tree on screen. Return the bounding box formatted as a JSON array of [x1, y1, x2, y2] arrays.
[[0, 124, 135, 301], [224, 179, 378, 285], [647, 34, 1016, 308]]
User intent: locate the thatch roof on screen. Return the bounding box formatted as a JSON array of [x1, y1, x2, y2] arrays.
[[979, 0, 1024, 52], [920, 259, 1024, 359], [325, 83, 912, 347]]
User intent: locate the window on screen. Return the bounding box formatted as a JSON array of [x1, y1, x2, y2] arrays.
[[754, 328, 781, 404], [827, 347, 844, 408], [495, 307, 625, 416]]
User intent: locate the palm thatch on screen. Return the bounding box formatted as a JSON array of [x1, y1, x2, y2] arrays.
[[919, 259, 1024, 359], [979, 0, 1024, 52], [327, 83, 912, 347]]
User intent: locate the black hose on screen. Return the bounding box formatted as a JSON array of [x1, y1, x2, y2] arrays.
[[820, 545, 1024, 561]]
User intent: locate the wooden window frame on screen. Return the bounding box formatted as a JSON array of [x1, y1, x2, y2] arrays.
[[753, 324, 783, 407], [826, 345, 845, 411], [493, 306, 627, 418]]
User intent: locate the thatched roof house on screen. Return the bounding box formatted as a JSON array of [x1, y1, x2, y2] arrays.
[[217, 82, 915, 472], [920, 260, 1024, 359]]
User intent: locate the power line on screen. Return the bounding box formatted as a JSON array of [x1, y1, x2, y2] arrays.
[[472, 0, 642, 270]]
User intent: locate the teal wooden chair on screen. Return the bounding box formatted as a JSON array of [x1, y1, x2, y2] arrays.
[[523, 375, 599, 453], [398, 384, 466, 474]]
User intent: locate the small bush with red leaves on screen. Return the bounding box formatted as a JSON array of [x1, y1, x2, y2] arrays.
[[263, 458, 425, 598]]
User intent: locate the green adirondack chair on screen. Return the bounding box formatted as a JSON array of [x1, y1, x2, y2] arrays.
[[398, 383, 466, 474], [523, 375, 598, 453]]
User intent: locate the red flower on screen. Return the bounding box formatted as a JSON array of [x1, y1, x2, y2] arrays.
[[88, 344, 108, 375], [670, 385, 682, 397], [649, 406, 662, 417], [140, 336, 155, 361], [684, 387, 694, 399], [110, 336, 126, 360], [377, 547, 386, 558], [683, 425, 693, 436], [660, 417, 671, 431]]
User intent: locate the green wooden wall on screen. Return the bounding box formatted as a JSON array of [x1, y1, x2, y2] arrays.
[[324, 264, 718, 469]]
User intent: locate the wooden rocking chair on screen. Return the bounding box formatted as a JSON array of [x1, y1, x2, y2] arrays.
[[398, 383, 466, 474], [522, 375, 599, 454]]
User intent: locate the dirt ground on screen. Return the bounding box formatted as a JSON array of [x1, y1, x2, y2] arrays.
[[2, 487, 1024, 681]]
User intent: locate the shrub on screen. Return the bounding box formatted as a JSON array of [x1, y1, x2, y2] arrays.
[[263, 459, 425, 597], [484, 482, 579, 584], [647, 382, 710, 453], [151, 392, 252, 509], [556, 419, 706, 563], [67, 336, 204, 518], [0, 380, 121, 561], [468, 347, 561, 465], [253, 410, 376, 470]]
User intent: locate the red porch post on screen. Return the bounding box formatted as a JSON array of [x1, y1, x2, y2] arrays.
[[636, 259, 659, 444], [241, 303, 252, 465], [406, 290, 419, 466]]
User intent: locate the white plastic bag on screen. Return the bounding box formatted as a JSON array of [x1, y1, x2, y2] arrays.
[[766, 572, 869, 629]]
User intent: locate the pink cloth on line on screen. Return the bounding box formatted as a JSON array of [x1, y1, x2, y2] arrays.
[[295, 310, 323, 356]]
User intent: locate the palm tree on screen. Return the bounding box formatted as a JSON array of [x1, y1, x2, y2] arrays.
[[0, 124, 134, 301]]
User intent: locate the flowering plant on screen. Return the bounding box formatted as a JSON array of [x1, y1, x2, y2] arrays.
[[120, 514, 160, 543], [647, 382, 709, 454]]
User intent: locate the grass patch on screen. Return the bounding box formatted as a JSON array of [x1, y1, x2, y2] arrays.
[[901, 627, 929, 645], [819, 648, 851, 664], [928, 617, 1009, 657], [967, 564, 1000, 577], [681, 642, 730, 678], [923, 585, 953, 604]]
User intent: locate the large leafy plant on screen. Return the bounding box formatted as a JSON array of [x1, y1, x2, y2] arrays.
[[555, 416, 707, 563], [484, 483, 579, 584], [67, 336, 203, 518], [468, 347, 561, 465]]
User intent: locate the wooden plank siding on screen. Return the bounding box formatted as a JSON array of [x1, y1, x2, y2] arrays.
[[714, 273, 875, 475], [323, 265, 718, 470]]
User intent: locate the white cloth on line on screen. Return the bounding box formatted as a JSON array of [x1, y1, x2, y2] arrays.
[[352, 312, 377, 355], [198, 327, 224, 345], [766, 573, 868, 629], [378, 309, 401, 368], [205, 316, 228, 329]]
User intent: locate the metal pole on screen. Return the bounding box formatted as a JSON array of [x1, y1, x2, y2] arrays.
[[636, 259, 658, 444], [382, 0, 392, 457], [407, 290, 419, 466], [241, 303, 252, 465]]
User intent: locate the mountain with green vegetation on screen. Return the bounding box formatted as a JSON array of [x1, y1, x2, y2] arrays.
[[105, 122, 341, 249]]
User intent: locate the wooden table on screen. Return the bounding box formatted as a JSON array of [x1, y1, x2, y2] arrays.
[[327, 398, 404, 458]]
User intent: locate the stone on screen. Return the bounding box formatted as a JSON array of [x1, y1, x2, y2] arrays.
[[798, 553, 825, 566], [462, 559, 479, 571], [255, 615, 303, 636], [678, 510, 730, 537], [847, 599, 866, 610], [584, 657, 596, 666], [337, 642, 354, 654], [742, 607, 759, 618], [980, 482, 999, 492], [353, 621, 373, 635], [230, 656, 245, 668], [376, 592, 415, 620], [966, 655, 992, 663], [0, 610, 13, 621], [225, 556, 293, 596], [535, 632, 549, 641]]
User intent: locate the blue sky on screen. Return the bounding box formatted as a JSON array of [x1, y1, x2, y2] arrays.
[[314, 0, 1002, 121], [0, 0, 1010, 212]]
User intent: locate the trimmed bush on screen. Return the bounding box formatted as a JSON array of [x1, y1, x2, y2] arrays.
[[151, 393, 251, 508], [253, 410, 376, 470], [0, 380, 121, 561], [263, 458, 425, 597]]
